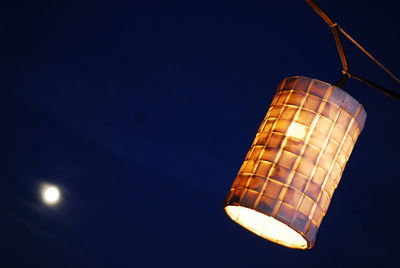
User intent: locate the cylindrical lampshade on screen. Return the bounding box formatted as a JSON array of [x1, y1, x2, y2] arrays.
[[224, 76, 367, 249]]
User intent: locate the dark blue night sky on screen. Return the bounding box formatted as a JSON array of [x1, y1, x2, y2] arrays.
[[2, 0, 400, 267]]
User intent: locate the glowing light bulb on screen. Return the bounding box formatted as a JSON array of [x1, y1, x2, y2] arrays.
[[225, 206, 308, 249], [42, 185, 60, 205]]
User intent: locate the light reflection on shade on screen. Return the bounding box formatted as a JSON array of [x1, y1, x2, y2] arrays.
[[286, 122, 307, 140]]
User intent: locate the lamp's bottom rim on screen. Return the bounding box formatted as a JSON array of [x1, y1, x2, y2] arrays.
[[224, 205, 308, 249]]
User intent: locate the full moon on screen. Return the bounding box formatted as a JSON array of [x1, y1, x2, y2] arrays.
[[42, 185, 61, 205]]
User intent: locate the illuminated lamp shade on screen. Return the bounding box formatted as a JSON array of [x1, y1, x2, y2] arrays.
[[224, 76, 367, 249]]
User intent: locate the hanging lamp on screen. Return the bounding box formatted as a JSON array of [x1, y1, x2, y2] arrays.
[[223, 0, 400, 249]]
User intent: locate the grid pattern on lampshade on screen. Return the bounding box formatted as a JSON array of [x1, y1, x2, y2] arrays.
[[224, 76, 366, 249]]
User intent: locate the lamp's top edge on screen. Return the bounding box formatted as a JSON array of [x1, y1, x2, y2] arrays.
[[284, 75, 359, 100], [285, 75, 349, 91], [280, 75, 367, 131]]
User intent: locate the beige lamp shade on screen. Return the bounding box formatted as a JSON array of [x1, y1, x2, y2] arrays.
[[224, 76, 367, 249]]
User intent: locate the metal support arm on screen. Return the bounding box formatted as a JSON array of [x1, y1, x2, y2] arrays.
[[305, 0, 400, 101]]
